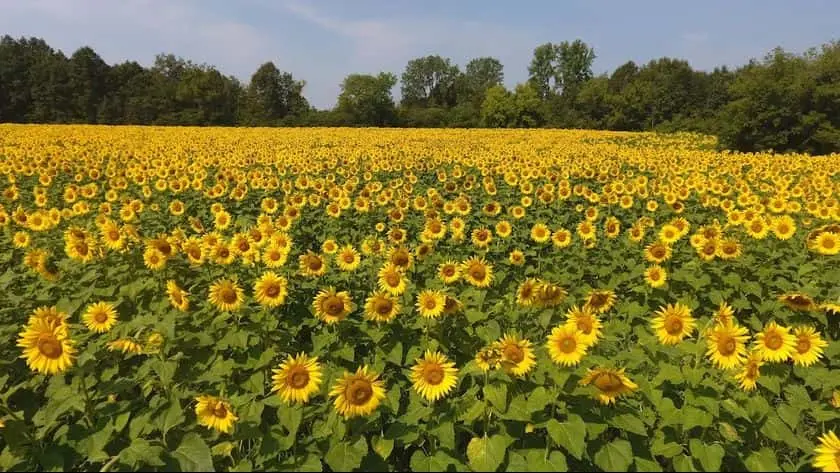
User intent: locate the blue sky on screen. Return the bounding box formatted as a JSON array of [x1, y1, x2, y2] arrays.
[[2, 0, 838, 109]]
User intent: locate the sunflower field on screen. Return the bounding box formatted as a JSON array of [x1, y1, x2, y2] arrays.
[[1, 124, 839, 472]]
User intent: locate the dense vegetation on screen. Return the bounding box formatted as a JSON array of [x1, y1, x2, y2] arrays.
[[0, 35, 839, 154]]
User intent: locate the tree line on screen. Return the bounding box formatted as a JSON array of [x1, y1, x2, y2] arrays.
[[1, 35, 838, 154]]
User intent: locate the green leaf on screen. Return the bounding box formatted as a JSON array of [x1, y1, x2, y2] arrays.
[[484, 382, 508, 413], [507, 449, 567, 472], [277, 453, 322, 471], [325, 437, 367, 472], [278, 404, 302, 437], [119, 438, 166, 468], [410, 450, 460, 472], [466, 435, 507, 472], [608, 413, 647, 436], [594, 440, 633, 472], [634, 457, 663, 472], [372, 436, 394, 460], [681, 407, 713, 430], [173, 433, 215, 472], [546, 415, 586, 460], [689, 440, 724, 472], [159, 399, 185, 438], [672, 454, 697, 472], [527, 386, 552, 413], [744, 448, 779, 472]]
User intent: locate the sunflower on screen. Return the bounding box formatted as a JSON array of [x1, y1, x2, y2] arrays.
[[17, 318, 75, 375], [143, 247, 166, 271], [410, 351, 459, 402], [823, 303, 840, 316], [508, 249, 525, 265], [321, 239, 338, 254], [790, 326, 828, 367], [516, 279, 538, 307], [717, 238, 742, 259], [388, 246, 413, 271], [771, 215, 796, 240], [107, 338, 144, 355], [533, 281, 567, 308], [495, 220, 512, 238], [271, 353, 323, 404], [28, 306, 69, 329], [471, 227, 493, 249], [651, 303, 696, 345], [166, 280, 189, 312], [530, 223, 551, 243], [753, 321, 796, 362], [253, 271, 288, 308], [779, 293, 818, 311], [705, 322, 749, 369], [329, 366, 387, 418], [364, 292, 401, 323], [313, 287, 354, 324], [461, 256, 493, 288], [416, 290, 446, 319], [195, 395, 238, 434], [812, 232, 840, 255], [81, 301, 118, 333], [579, 367, 638, 405], [442, 295, 462, 315], [745, 217, 769, 239], [546, 324, 588, 366], [644, 242, 672, 263], [262, 243, 288, 268], [475, 345, 503, 372], [813, 431, 840, 472], [208, 278, 245, 312], [438, 260, 460, 284], [12, 231, 30, 248], [584, 289, 616, 314], [496, 334, 536, 377], [565, 305, 602, 346], [336, 245, 361, 271], [644, 265, 667, 288], [299, 251, 327, 277], [551, 229, 572, 248], [377, 263, 406, 295], [734, 353, 763, 391], [713, 301, 736, 326]]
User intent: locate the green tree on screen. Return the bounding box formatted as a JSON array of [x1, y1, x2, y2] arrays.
[[68, 46, 109, 123], [400, 55, 460, 108], [480, 85, 515, 127], [242, 62, 308, 125], [337, 72, 398, 126]]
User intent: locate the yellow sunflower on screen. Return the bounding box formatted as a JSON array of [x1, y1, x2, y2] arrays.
[[644, 242, 672, 263], [734, 353, 763, 391], [208, 278, 245, 312], [271, 353, 323, 404], [143, 247, 166, 271], [813, 431, 840, 472], [166, 280, 190, 312], [651, 303, 696, 345], [336, 245, 361, 272], [551, 229, 572, 248], [438, 260, 461, 284], [410, 351, 459, 402], [17, 318, 75, 375], [299, 251, 327, 277], [644, 265, 667, 288], [195, 395, 238, 434], [329, 366, 387, 418], [546, 324, 588, 367], [416, 290, 446, 319], [475, 345, 503, 372], [377, 263, 406, 295], [530, 223, 551, 243], [363, 292, 401, 323], [461, 256, 493, 288], [753, 321, 796, 362], [779, 293, 818, 312], [584, 289, 617, 314], [790, 326, 828, 367], [253, 271, 288, 308], [107, 338, 143, 355], [579, 367, 638, 405], [313, 287, 354, 324], [812, 232, 840, 255], [81, 301, 118, 333], [705, 322, 749, 369], [565, 305, 602, 346], [496, 334, 536, 377]]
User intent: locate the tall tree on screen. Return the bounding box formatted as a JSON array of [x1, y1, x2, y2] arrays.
[[242, 62, 308, 125], [555, 39, 596, 97], [461, 57, 504, 105], [68, 46, 109, 123], [337, 72, 398, 126], [400, 55, 460, 108], [528, 43, 559, 101]]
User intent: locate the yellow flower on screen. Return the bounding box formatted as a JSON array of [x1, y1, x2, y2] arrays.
[[651, 303, 696, 345], [299, 251, 327, 277], [107, 338, 144, 355], [779, 293, 818, 312], [584, 289, 616, 314], [271, 353, 323, 404], [336, 245, 361, 271], [81, 301, 118, 333], [438, 260, 461, 284], [377, 263, 406, 295], [644, 265, 667, 288], [705, 322, 749, 369], [734, 353, 763, 391], [496, 334, 536, 377], [530, 223, 551, 243], [195, 395, 238, 434], [813, 431, 840, 472], [143, 247, 166, 271], [253, 271, 288, 308], [790, 326, 827, 367], [475, 345, 503, 372], [364, 292, 400, 323], [564, 305, 602, 346], [17, 318, 75, 375], [208, 278, 245, 312], [329, 366, 386, 418], [508, 249, 525, 265], [546, 324, 588, 367], [812, 232, 840, 255], [416, 290, 446, 319], [754, 321, 796, 362], [313, 287, 354, 324], [579, 367, 638, 405], [166, 280, 189, 312], [410, 351, 459, 402], [461, 256, 493, 288]]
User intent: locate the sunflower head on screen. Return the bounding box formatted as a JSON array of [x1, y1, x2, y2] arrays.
[[81, 301, 118, 333], [579, 367, 638, 405], [271, 353, 323, 404], [546, 324, 588, 367], [410, 351, 459, 402], [651, 303, 696, 345], [495, 334, 536, 377], [195, 395, 238, 434], [329, 366, 386, 419], [313, 287, 354, 324]]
